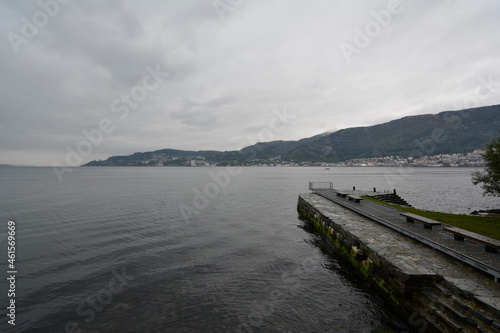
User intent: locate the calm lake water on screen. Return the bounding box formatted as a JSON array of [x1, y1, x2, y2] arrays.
[[0, 166, 495, 332]]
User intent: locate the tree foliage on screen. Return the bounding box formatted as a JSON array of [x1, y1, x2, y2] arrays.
[[472, 137, 500, 197]]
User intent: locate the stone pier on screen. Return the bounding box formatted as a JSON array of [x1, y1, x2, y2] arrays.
[[298, 193, 500, 333]]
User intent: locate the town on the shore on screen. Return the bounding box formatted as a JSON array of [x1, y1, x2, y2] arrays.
[[179, 150, 486, 167]]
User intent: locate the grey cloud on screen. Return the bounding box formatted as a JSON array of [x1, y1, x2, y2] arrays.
[[170, 95, 235, 128], [1, 0, 500, 165]]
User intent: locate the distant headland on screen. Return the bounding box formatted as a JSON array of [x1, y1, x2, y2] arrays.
[[83, 104, 500, 167]]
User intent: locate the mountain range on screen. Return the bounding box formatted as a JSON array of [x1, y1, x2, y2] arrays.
[[83, 104, 500, 166]]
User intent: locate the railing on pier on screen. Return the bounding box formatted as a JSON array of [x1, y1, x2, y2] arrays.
[[309, 182, 333, 191]]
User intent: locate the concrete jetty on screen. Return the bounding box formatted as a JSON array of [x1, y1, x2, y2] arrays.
[[298, 191, 500, 333], [312, 187, 500, 281]]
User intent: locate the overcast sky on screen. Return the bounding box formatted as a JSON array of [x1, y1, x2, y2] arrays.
[[1, 0, 500, 166]]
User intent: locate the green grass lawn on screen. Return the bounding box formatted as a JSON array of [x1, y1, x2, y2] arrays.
[[361, 196, 500, 240]]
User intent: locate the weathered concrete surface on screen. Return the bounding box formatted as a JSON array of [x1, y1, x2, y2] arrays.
[[298, 193, 500, 333]]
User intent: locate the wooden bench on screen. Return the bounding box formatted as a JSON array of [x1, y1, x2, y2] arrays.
[[347, 195, 363, 203], [400, 212, 441, 229], [336, 191, 348, 198], [443, 226, 500, 253]]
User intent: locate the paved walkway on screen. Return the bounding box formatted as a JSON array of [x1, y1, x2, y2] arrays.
[[314, 189, 500, 281]]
